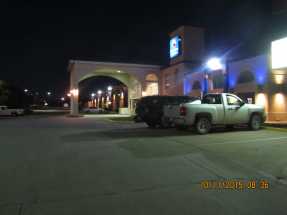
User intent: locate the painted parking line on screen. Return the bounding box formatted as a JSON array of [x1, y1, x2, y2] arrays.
[[200, 136, 287, 147]]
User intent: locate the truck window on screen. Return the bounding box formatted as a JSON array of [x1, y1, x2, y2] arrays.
[[202, 95, 222, 104], [227, 95, 241, 105]]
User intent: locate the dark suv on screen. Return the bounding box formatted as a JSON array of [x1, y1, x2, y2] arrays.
[[135, 96, 197, 128]]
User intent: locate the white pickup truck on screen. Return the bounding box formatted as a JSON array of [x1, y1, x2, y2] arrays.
[[174, 93, 266, 134], [0, 106, 24, 116]]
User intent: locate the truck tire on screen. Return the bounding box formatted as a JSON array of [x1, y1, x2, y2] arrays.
[[249, 114, 262, 130], [195, 117, 211, 135]]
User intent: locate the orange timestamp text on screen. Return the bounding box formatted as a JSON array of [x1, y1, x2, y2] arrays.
[[201, 179, 269, 190]]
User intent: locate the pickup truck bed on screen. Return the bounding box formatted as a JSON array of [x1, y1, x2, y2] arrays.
[[162, 100, 201, 128]]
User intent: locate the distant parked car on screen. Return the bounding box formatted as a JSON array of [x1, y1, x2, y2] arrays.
[[135, 96, 198, 128], [0, 106, 24, 116], [82, 107, 107, 114]]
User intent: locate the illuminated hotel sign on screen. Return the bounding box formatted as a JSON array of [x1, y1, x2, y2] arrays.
[[169, 36, 182, 59], [271, 37, 287, 69]]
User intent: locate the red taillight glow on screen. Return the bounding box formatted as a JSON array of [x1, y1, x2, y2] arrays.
[[180, 106, 187, 116]]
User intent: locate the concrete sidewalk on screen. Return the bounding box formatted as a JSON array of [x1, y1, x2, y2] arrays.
[[265, 121, 287, 127]]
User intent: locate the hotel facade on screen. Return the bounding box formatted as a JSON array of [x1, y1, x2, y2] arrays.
[[69, 12, 287, 121], [159, 25, 287, 122]]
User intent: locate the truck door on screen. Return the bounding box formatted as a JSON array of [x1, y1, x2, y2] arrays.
[[202, 94, 224, 123], [224, 94, 249, 124]]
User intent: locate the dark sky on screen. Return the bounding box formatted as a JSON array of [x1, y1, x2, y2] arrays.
[[0, 1, 272, 95]]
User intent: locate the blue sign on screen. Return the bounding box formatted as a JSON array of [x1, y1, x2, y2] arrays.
[[170, 36, 181, 58]]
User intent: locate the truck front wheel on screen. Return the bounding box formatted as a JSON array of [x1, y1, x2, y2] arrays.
[[195, 117, 211, 135], [249, 114, 262, 130]]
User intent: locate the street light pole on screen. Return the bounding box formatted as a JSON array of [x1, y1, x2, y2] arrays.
[[203, 70, 209, 95], [224, 60, 229, 93]]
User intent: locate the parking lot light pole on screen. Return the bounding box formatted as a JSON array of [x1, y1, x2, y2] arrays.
[[91, 93, 95, 107], [97, 90, 102, 108]]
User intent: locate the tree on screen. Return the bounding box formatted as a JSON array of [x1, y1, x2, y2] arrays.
[[0, 80, 10, 105], [0, 80, 26, 107]]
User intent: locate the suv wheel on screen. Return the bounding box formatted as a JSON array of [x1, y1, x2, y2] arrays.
[[249, 114, 262, 130], [146, 121, 157, 128], [195, 117, 211, 135], [11, 112, 18, 117], [160, 116, 170, 128]]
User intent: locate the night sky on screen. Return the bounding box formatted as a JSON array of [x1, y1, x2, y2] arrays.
[[1, 1, 273, 96]]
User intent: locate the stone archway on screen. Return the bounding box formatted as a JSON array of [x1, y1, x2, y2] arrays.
[[78, 75, 129, 113], [68, 60, 160, 115]]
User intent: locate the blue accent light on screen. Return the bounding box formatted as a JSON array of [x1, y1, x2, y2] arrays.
[[227, 55, 268, 89], [253, 55, 268, 85], [254, 67, 268, 85], [183, 77, 192, 95], [228, 74, 236, 89]]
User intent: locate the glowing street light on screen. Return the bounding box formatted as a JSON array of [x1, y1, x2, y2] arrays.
[[203, 57, 224, 95], [61, 97, 65, 101], [91, 93, 96, 97], [206, 57, 223, 71], [24, 89, 28, 93], [107, 86, 112, 91], [97, 90, 102, 95], [67, 93, 71, 97], [47, 91, 51, 96], [70, 89, 79, 96]]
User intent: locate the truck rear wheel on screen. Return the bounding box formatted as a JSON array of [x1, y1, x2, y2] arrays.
[[195, 117, 211, 135], [249, 114, 262, 130]]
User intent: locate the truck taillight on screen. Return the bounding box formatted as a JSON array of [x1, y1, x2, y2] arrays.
[[180, 106, 187, 116]]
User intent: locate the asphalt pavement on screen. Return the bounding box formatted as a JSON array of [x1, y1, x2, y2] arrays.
[[0, 114, 287, 215]]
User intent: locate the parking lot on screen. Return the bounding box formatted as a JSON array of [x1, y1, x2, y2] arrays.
[[1, 114, 287, 214]]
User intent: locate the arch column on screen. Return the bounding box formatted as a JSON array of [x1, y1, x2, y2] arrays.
[[127, 80, 142, 114], [70, 67, 80, 115], [70, 87, 79, 115], [128, 89, 132, 114]]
